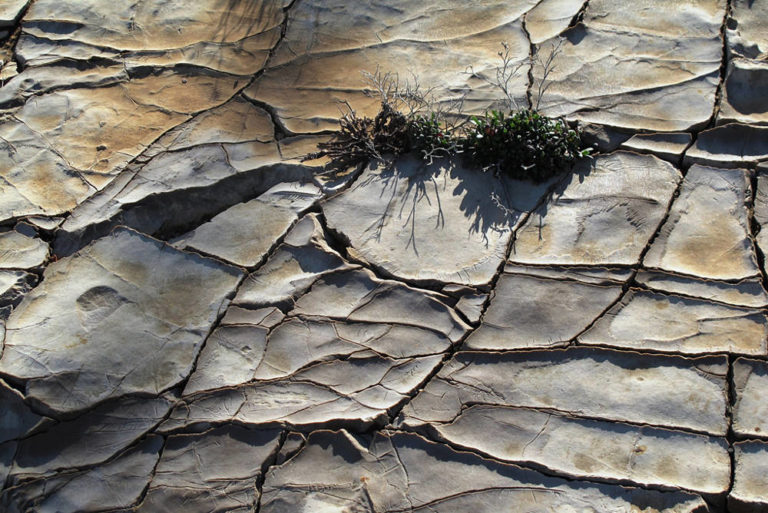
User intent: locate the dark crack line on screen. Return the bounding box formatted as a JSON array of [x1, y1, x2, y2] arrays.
[[747, 166, 768, 316], [573, 339, 765, 361], [312, 199, 464, 298], [723, 354, 738, 510], [254, 429, 288, 513], [241, 0, 299, 141], [165, 273, 247, 402], [568, 0, 590, 29], [122, 433, 167, 511], [522, 11, 534, 110], [172, 197, 321, 274], [706, 0, 733, 130], [567, 165, 687, 344]]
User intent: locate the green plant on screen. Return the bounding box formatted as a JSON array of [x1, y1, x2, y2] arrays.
[[462, 109, 590, 183], [306, 40, 592, 181]]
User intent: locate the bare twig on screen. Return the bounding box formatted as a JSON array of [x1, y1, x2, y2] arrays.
[[466, 41, 527, 112], [532, 38, 564, 110]]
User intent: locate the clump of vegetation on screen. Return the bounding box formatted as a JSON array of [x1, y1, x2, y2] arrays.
[[463, 109, 586, 183], [306, 40, 591, 183], [308, 101, 411, 169]]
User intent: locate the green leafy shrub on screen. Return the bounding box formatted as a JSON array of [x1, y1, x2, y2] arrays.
[[408, 113, 451, 153], [462, 109, 590, 183]]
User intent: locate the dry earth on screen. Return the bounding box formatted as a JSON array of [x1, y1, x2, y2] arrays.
[[1, 0, 767, 512]]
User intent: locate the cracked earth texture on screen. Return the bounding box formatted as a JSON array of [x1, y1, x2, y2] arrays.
[[0, 0, 767, 512]]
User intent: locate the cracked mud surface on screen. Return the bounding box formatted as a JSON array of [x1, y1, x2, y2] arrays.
[[1, 0, 767, 511]]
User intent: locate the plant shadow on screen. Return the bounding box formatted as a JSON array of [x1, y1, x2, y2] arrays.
[[349, 152, 571, 259]]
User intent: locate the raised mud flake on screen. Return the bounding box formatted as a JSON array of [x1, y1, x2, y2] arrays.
[[644, 165, 759, 280], [733, 358, 768, 438], [137, 426, 282, 513], [399, 348, 728, 435], [52, 137, 300, 257], [13, 34, 119, 67], [9, 395, 172, 479], [0, 379, 46, 445], [0, 64, 128, 108], [453, 290, 488, 324], [275, 432, 306, 466], [620, 132, 693, 163], [161, 381, 387, 433], [0, 119, 93, 222], [322, 155, 554, 287], [719, 58, 768, 126], [14, 70, 245, 191], [684, 124, 768, 168], [291, 268, 469, 343], [165, 317, 448, 430], [0, 441, 14, 492], [25, 216, 63, 231], [433, 405, 730, 494], [260, 430, 709, 513], [534, 0, 724, 131], [727, 0, 768, 60], [232, 213, 356, 308], [465, 270, 624, 350], [270, 0, 537, 62], [290, 354, 444, 410], [183, 324, 270, 395], [580, 289, 768, 355], [252, 320, 378, 382], [220, 305, 284, 328], [20, 0, 286, 75], [525, 0, 587, 44], [0, 271, 37, 315], [0, 230, 48, 269], [176, 181, 322, 267], [1, 435, 163, 513], [147, 96, 276, 156], [168, 335, 444, 431], [0, 1, 28, 29], [636, 270, 768, 309], [730, 440, 768, 513], [247, 0, 534, 133], [186, 312, 453, 398], [510, 152, 681, 266], [753, 165, 768, 257], [184, 306, 285, 394], [0, 228, 243, 415]]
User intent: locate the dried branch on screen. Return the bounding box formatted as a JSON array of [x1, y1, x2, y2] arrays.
[[532, 38, 564, 110]]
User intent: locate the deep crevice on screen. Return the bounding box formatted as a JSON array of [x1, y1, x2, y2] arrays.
[[521, 12, 534, 110], [722, 354, 738, 512], [0, 0, 37, 74], [568, 0, 590, 29], [707, 0, 733, 130], [254, 429, 288, 513], [747, 167, 768, 301]]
